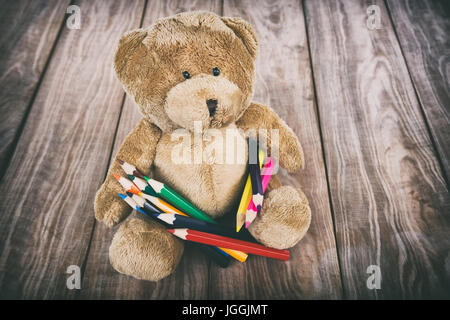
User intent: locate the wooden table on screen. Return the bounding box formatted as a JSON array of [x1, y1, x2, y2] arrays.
[[0, 0, 448, 299]]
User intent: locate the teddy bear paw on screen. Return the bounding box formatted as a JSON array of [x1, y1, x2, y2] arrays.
[[109, 217, 184, 281], [94, 185, 132, 228], [248, 186, 311, 249]]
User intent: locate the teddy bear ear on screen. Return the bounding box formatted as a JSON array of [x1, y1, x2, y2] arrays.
[[113, 29, 148, 83], [222, 17, 258, 59]]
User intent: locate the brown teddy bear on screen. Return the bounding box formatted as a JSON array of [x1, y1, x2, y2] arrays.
[[94, 11, 311, 281]]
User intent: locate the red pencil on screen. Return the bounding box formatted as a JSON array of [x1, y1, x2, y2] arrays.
[[168, 228, 289, 261]]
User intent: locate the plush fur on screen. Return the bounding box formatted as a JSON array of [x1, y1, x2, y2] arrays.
[[95, 11, 311, 281], [109, 217, 184, 281]]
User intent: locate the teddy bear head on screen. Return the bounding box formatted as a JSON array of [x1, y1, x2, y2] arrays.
[[114, 11, 258, 132]]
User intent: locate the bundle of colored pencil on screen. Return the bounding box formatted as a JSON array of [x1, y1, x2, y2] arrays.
[[114, 160, 248, 264], [114, 156, 288, 264]]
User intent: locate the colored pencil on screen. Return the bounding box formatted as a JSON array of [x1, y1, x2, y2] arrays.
[[245, 158, 275, 228], [153, 213, 248, 262], [113, 174, 188, 217], [118, 193, 233, 264], [249, 149, 264, 214], [236, 148, 265, 232], [113, 174, 140, 194], [116, 158, 143, 178], [117, 159, 216, 224], [197, 244, 231, 268], [146, 179, 216, 224], [125, 191, 161, 215], [216, 248, 247, 263], [154, 213, 234, 237], [127, 175, 157, 197], [168, 228, 290, 261]]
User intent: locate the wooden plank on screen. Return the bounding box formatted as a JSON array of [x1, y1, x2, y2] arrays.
[[304, 0, 450, 299], [0, 0, 146, 299], [0, 0, 70, 178], [386, 0, 450, 184], [80, 0, 223, 300], [209, 0, 343, 299]]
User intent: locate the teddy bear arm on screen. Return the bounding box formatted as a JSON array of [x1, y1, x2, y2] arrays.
[[94, 119, 161, 227], [236, 102, 304, 172]]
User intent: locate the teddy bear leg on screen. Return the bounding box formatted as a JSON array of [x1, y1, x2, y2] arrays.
[[109, 217, 184, 281], [248, 185, 311, 250]]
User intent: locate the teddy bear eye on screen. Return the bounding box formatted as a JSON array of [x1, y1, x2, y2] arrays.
[[212, 67, 220, 76], [182, 71, 190, 79]]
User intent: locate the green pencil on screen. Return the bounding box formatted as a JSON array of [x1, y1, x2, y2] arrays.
[[147, 178, 216, 224]]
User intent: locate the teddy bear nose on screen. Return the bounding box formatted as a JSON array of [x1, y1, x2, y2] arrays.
[[206, 99, 218, 116]]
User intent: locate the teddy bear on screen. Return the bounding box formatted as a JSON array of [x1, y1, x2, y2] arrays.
[[94, 11, 311, 281]]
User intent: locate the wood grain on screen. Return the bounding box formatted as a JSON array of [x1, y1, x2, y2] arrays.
[[80, 0, 223, 300], [305, 0, 450, 299], [209, 0, 343, 299], [0, 0, 146, 299], [0, 0, 70, 178], [386, 0, 450, 184]]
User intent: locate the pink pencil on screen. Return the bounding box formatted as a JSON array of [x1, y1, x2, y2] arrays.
[[245, 158, 275, 228]]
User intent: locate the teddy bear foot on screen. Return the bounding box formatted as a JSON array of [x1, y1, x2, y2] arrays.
[[248, 186, 311, 250], [109, 217, 184, 281]]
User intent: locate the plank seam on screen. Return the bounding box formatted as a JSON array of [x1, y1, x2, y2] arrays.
[[76, 0, 149, 297], [383, 0, 450, 191], [301, 0, 346, 299]]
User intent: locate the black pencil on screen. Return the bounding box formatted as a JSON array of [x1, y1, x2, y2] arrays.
[[196, 244, 231, 268], [248, 152, 264, 213], [153, 213, 254, 241]]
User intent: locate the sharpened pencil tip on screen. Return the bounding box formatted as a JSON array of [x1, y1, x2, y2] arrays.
[[127, 174, 135, 180], [136, 207, 147, 215], [113, 173, 121, 181], [118, 193, 127, 199], [167, 229, 174, 234], [126, 191, 133, 197], [133, 170, 145, 179], [117, 158, 124, 165]]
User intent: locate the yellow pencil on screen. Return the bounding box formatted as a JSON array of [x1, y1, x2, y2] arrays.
[[236, 149, 265, 232], [219, 248, 248, 262]]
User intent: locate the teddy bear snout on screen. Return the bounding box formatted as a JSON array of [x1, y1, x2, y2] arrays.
[[165, 74, 243, 131]]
